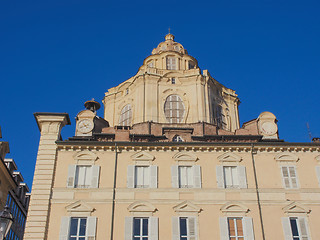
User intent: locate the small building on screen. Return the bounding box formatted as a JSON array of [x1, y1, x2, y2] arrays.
[[24, 34, 320, 240]]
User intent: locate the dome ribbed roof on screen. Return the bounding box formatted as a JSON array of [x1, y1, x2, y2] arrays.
[[152, 33, 188, 55]]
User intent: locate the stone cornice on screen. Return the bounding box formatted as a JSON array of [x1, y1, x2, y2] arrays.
[[56, 141, 320, 153]]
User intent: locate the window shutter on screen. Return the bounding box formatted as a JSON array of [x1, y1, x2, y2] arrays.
[[59, 217, 70, 240], [289, 166, 298, 188], [91, 165, 100, 188], [219, 217, 229, 240], [127, 165, 135, 188], [188, 217, 197, 240], [125, 217, 133, 240], [298, 217, 310, 240], [243, 217, 255, 240], [193, 165, 202, 188], [216, 166, 225, 188], [238, 166, 247, 189], [172, 217, 180, 240], [316, 166, 320, 186], [67, 165, 76, 188], [150, 165, 158, 188], [281, 167, 291, 188], [86, 216, 97, 240], [282, 217, 292, 240], [171, 166, 179, 188], [149, 217, 159, 240]]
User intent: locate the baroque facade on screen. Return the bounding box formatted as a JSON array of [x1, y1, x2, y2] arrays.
[[0, 127, 30, 240], [24, 34, 320, 240]]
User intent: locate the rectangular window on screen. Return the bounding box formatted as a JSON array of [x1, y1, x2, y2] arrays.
[[223, 166, 239, 188], [75, 166, 92, 188], [167, 57, 177, 70], [178, 166, 193, 188], [282, 166, 298, 189], [135, 166, 150, 188], [179, 217, 196, 240], [228, 218, 244, 240], [69, 217, 87, 240], [289, 217, 309, 240], [133, 218, 149, 240]]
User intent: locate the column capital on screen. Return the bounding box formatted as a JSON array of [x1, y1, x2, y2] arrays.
[[34, 113, 71, 134]]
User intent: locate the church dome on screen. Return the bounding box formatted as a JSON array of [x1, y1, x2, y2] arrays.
[[151, 33, 188, 55]]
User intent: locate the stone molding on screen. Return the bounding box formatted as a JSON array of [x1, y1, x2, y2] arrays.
[[66, 200, 94, 216], [283, 201, 311, 216], [217, 152, 242, 163], [275, 152, 299, 162], [173, 200, 201, 214], [220, 202, 249, 215], [128, 201, 157, 213]]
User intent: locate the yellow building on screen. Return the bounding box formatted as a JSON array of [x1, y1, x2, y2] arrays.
[[24, 34, 320, 240]]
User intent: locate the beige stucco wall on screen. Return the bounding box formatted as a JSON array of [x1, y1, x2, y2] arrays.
[[41, 144, 320, 240]]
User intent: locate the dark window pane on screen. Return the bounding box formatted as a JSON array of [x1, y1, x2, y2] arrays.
[[290, 219, 299, 237], [78, 238, 85, 240], [143, 238, 148, 240], [134, 237, 140, 240], [70, 218, 78, 236], [180, 218, 187, 236], [181, 237, 188, 240], [134, 218, 141, 235], [79, 218, 87, 236], [143, 218, 148, 236]]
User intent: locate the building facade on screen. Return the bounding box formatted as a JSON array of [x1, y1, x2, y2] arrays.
[[24, 34, 320, 240], [0, 127, 30, 240]]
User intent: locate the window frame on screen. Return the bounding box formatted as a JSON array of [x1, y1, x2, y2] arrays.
[[178, 166, 194, 188], [119, 104, 132, 126], [227, 217, 244, 240], [133, 217, 149, 240], [134, 166, 150, 188], [69, 217, 87, 240], [172, 135, 184, 142], [74, 165, 92, 189], [223, 166, 239, 188], [281, 165, 299, 189], [164, 94, 185, 124], [166, 56, 177, 70]]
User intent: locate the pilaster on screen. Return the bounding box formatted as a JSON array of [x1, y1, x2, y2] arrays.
[[24, 113, 70, 240]]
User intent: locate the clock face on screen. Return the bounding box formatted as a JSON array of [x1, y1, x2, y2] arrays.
[[261, 121, 277, 135], [77, 119, 94, 133]]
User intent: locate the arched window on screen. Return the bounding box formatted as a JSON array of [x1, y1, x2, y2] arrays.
[[164, 95, 185, 123], [172, 135, 184, 142], [119, 104, 132, 126], [166, 57, 177, 70]]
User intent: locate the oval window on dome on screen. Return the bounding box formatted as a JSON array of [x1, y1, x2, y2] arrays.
[[164, 95, 185, 123], [119, 104, 132, 126]]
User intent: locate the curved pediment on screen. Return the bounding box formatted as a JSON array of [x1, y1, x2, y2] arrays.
[[220, 202, 249, 214], [73, 151, 98, 162], [283, 202, 310, 214], [275, 152, 299, 162], [131, 151, 155, 161], [173, 152, 198, 162], [128, 201, 157, 213], [218, 152, 242, 163], [173, 201, 201, 213], [66, 200, 94, 214]]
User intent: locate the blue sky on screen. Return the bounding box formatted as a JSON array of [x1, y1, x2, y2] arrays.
[[1, 0, 319, 187]]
